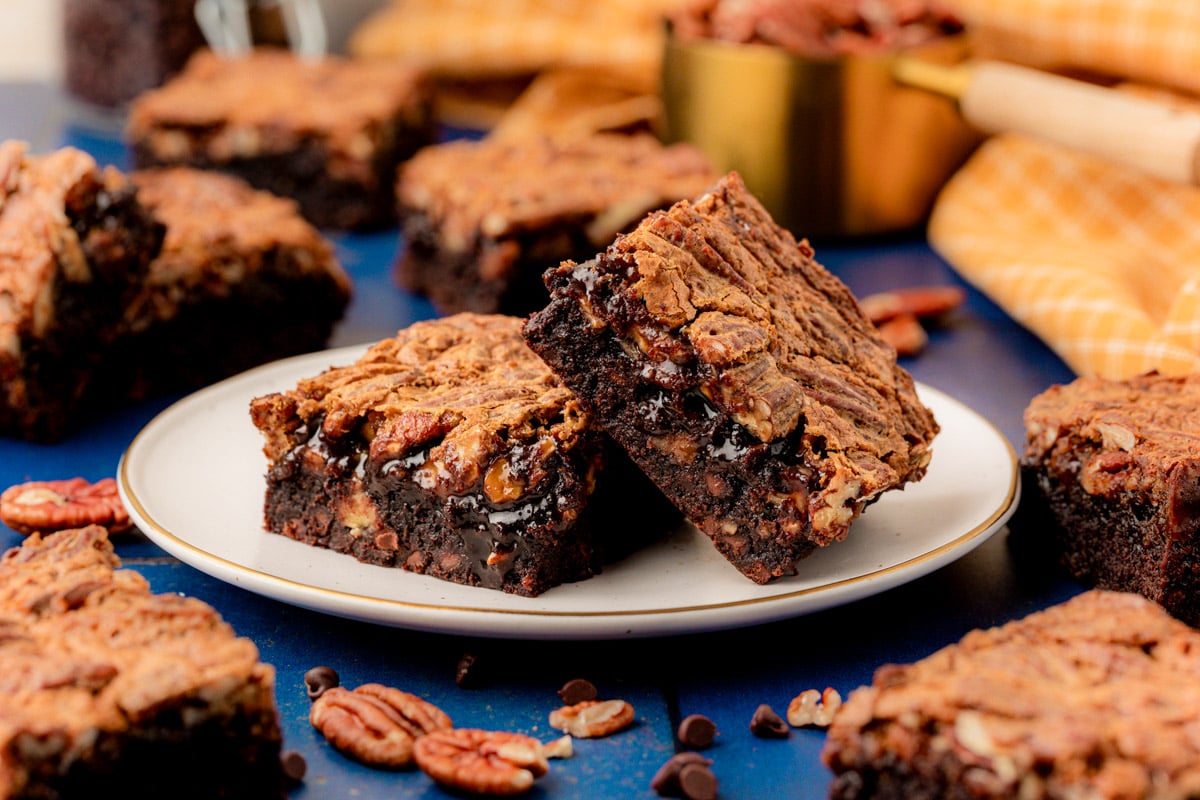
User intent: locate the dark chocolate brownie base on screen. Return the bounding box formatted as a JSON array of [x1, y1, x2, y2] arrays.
[[524, 173, 938, 584], [524, 296, 819, 578], [396, 213, 602, 316], [823, 589, 1200, 800], [1018, 373, 1200, 625], [130, 121, 432, 230], [251, 314, 674, 597], [0, 144, 164, 441]]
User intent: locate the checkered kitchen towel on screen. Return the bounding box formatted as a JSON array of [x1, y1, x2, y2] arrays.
[[928, 0, 1200, 378]]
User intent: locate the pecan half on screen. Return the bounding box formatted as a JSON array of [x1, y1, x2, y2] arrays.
[[786, 687, 842, 728], [859, 285, 966, 324], [310, 683, 452, 768], [0, 477, 132, 536], [548, 699, 635, 738], [414, 728, 549, 796]]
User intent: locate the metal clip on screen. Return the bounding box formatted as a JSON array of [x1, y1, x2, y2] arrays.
[[195, 0, 327, 58]]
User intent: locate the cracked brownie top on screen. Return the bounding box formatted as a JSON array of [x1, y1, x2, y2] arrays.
[[825, 589, 1200, 798], [395, 133, 717, 253], [1023, 372, 1200, 497], [545, 172, 938, 541], [0, 141, 131, 355], [126, 48, 429, 162], [128, 167, 351, 323], [251, 313, 592, 498]]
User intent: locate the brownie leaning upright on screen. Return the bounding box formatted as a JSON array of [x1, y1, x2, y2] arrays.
[[523, 172, 939, 583]]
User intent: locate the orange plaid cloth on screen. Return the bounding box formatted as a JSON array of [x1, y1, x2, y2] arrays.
[[929, 0, 1200, 378]]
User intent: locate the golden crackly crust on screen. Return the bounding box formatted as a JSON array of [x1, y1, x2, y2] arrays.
[[0, 526, 274, 766], [823, 590, 1200, 798], [395, 133, 717, 253], [128, 167, 351, 326], [251, 313, 591, 496], [604, 173, 937, 537], [126, 48, 429, 163], [1023, 372, 1200, 497], [0, 141, 121, 355]]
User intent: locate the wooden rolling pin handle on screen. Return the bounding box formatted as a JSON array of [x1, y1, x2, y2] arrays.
[[961, 61, 1200, 186]]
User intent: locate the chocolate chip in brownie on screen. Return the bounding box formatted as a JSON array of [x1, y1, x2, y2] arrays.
[[557, 678, 598, 706], [677, 714, 717, 749], [304, 666, 339, 701]]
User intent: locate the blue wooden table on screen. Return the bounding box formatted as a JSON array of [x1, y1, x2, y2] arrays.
[[0, 83, 1080, 799]]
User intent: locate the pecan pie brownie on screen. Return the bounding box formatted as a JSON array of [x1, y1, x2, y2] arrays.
[[101, 166, 352, 399], [0, 140, 163, 441], [249, 312, 671, 597], [523, 172, 939, 583], [1020, 372, 1200, 624], [394, 133, 717, 315], [823, 589, 1200, 799], [126, 47, 435, 230], [0, 525, 287, 799]]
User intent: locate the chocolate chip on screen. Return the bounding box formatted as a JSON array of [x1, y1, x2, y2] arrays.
[[557, 677, 597, 706], [304, 666, 339, 701], [678, 762, 718, 800], [651, 752, 712, 797], [749, 703, 790, 738], [280, 750, 307, 786], [456, 651, 481, 688], [677, 713, 717, 749]]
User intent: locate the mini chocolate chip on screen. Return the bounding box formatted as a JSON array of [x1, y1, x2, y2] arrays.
[[677, 714, 717, 749], [678, 762, 718, 800], [749, 703, 790, 738], [281, 750, 307, 785], [304, 666, 339, 701], [651, 752, 712, 797], [557, 678, 598, 706]]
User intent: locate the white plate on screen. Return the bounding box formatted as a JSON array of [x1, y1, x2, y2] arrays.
[[118, 345, 1018, 640]]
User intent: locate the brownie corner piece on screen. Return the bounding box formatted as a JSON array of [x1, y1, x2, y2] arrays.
[[1019, 371, 1200, 624], [0, 140, 164, 441], [523, 171, 939, 583], [822, 589, 1200, 800], [125, 47, 435, 230], [250, 312, 668, 597]]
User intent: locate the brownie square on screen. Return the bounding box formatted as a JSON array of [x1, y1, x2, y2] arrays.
[[523, 172, 939, 583], [63, 0, 206, 108], [249, 312, 672, 597], [99, 166, 352, 399], [394, 133, 717, 315], [126, 47, 436, 230], [1019, 372, 1200, 624], [0, 525, 286, 799], [0, 140, 164, 441], [823, 589, 1200, 799]]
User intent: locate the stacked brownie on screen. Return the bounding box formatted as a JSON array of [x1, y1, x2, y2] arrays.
[[523, 172, 939, 583], [1020, 372, 1200, 624], [126, 47, 436, 230], [0, 525, 287, 798], [0, 141, 163, 441], [823, 589, 1200, 799], [394, 133, 717, 315], [249, 313, 673, 597]]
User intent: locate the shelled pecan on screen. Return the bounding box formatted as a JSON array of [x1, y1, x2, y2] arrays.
[[414, 728, 550, 795], [0, 477, 132, 536], [310, 683, 452, 768]]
